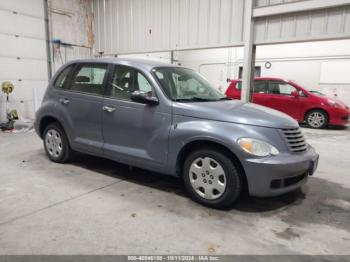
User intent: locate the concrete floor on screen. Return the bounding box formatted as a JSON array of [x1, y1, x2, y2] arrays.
[[0, 127, 349, 255]]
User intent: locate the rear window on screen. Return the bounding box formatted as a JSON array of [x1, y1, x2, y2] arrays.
[[254, 81, 268, 94]]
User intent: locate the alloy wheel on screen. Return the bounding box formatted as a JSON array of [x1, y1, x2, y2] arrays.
[[307, 112, 326, 128]]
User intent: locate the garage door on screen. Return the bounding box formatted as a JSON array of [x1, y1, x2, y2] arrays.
[[0, 0, 48, 121]]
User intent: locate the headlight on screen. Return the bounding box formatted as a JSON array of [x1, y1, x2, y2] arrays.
[[327, 100, 340, 108], [237, 138, 279, 157]]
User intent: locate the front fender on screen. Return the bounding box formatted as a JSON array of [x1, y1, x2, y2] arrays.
[[166, 115, 287, 175]]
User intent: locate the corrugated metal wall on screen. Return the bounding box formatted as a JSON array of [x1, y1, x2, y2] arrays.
[[93, 0, 350, 55], [92, 0, 245, 54], [255, 0, 304, 7], [254, 5, 350, 44]]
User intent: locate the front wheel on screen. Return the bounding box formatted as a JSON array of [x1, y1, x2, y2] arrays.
[[183, 148, 242, 209], [305, 110, 328, 129]]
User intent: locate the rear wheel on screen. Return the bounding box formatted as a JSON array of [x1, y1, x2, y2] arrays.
[[43, 123, 73, 163], [305, 110, 328, 129], [183, 148, 241, 209]]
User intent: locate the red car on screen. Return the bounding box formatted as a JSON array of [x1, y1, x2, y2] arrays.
[[226, 77, 350, 129]]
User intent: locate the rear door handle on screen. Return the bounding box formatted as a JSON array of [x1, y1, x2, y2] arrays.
[[59, 98, 70, 105], [102, 105, 116, 113]]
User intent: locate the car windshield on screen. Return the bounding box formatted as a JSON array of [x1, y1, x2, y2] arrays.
[[152, 67, 227, 102], [309, 90, 325, 96]]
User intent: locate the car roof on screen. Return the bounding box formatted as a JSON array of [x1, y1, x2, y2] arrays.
[[65, 58, 175, 71], [231, 77, 288, 82]]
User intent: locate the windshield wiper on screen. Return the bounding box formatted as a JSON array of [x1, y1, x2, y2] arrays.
[[219, 96, 232, 100], [173, 97, 217, 102], [174, 96, 232, 102]]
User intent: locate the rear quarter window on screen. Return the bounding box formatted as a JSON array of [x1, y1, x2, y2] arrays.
[[54, 65, 74, 89]]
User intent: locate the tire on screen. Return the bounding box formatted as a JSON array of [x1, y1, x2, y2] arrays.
[[183, 148, 242, 209], [43, 122, 73, 163], [305, 109, 329, 129]]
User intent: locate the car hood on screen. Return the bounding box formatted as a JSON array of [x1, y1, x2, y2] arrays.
[[173, 100, 299, 129], [315, 95, 350, 109], [329, 97, 349, 109]]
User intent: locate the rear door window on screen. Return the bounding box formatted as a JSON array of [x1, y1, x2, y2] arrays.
[[235, 81, 267, 93], [253, 81, 268, 93], [268, 81, 297, 96], [69, 64, 108, 95]]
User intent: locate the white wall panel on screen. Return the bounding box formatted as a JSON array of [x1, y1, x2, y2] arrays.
[[0, 0, 47, 120], [7, 80, 48, 103], [0, 0, 44, 17], [320, 61, 350, 84], [0, 34, 46, 60], [0, 58, 48, 81], [92, 0, 245, 54], [0, 9, 45, 39]]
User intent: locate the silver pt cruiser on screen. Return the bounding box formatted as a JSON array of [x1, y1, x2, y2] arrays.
[[35, 58, 319, 209]]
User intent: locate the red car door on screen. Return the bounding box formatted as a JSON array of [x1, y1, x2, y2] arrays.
[[226, 81, 241, 99], [227, 80, 269, 105], [266, 80, 301, 120], [251, 80, 269, 107]]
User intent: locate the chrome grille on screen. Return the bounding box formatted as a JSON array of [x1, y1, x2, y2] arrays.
[[281, 128, 308, 153]]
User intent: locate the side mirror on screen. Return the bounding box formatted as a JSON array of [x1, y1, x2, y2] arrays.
[[130, 91, 159, 105], [291, 91, 299, 98]]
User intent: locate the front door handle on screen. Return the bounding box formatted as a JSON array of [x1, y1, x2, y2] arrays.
[[59, 98, 70, 105], [102, 105, 116, 113]]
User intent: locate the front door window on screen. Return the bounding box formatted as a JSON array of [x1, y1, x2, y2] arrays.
[[108, 65, 155, 100], [268, 81, 297, 96]]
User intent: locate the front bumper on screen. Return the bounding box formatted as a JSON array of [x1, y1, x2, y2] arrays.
[[242, 146, 319, 197], [329, 108, 350, 126]]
